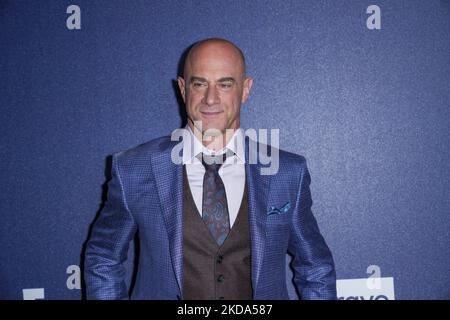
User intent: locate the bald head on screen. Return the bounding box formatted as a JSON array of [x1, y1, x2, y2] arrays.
[[183, 38, 246, 78]]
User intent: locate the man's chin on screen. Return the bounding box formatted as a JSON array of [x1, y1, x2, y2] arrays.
[[190, 119, 238, 137], [192, 121, 225, 136]]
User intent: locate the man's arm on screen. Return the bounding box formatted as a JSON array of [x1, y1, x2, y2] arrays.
[[84, 153, 137, 300], [287, 159, 337, 300]]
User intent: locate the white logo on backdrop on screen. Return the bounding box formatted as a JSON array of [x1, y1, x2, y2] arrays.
[[337, 265, 395, 300], [22, 264, 80, 299], [66, 264, 81, 290], [367, 5, 381, 30], [22, 288, 45, 300], [66, 5, 81, 30]]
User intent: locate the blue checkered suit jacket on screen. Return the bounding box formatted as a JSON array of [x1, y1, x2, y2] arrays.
[[84, 135, 336, 299]]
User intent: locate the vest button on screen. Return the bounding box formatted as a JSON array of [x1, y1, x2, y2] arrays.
[[216, 255, 223, 263], [218, 296, 225, 300], [217, 274, 225, 283]]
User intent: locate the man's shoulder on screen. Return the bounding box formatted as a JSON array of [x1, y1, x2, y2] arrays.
[[257, 139, 308, 171], [278, 147, 307, 166], [275, 148, 309, 179], [246, 136, 306, 164]]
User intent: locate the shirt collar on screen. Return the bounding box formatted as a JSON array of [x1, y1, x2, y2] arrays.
[[182, 125, 245, 165]]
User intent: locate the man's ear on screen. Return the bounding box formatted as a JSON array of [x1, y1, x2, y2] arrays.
[[241, 76, 253, 103], [177, 76, 186, 103]]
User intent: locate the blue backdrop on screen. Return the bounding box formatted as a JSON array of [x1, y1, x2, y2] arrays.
[[1, 0, 449, 300]]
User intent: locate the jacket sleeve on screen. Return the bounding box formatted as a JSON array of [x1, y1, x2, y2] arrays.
[[84, 153, 137, 299], [287, 160, 337, 300]]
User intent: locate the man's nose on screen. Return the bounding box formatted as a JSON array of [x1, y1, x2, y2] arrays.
[[204, 85, 220, 106]]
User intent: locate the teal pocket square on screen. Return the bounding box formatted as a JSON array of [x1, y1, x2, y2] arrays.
[[268, 201, 291, 215]]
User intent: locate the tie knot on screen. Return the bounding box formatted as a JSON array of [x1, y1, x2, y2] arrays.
[[200, 153, 227, 172]]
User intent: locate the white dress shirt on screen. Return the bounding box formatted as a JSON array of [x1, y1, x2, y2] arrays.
[[182, 126, 246, 228]]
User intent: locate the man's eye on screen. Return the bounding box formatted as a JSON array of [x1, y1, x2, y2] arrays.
[[193, 82, 206, 88], [219, 83, 233, 89]]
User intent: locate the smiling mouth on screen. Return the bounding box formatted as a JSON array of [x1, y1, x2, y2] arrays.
[[201, 111, 223, 116]]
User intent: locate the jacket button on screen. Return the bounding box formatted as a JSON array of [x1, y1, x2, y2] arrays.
[[217, 274, 225, 283], [218, 296, 225, 300], [216, 255, 223, 263]]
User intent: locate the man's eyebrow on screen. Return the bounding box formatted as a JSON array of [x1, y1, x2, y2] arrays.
[[189, 76, 236, 83], [189, 76, 207, 83], [217, 77, 236, 83]]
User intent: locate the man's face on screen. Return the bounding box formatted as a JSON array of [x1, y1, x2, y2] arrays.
[[178, 42, 253, 137]]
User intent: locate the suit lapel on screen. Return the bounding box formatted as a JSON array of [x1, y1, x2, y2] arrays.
[[245, 137, 271, 294], [151, 138, 184, 297]]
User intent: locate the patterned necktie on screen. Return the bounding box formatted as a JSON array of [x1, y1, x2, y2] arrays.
[[200, 152, 230, 246]]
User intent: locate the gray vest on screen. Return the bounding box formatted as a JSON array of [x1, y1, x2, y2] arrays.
[[182, 166, 253, 300]]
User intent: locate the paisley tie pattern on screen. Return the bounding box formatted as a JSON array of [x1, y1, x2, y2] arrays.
[[200, 153, 230, 246]]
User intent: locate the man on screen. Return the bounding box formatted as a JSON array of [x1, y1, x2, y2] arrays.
[[84, 38, 336, 300]]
